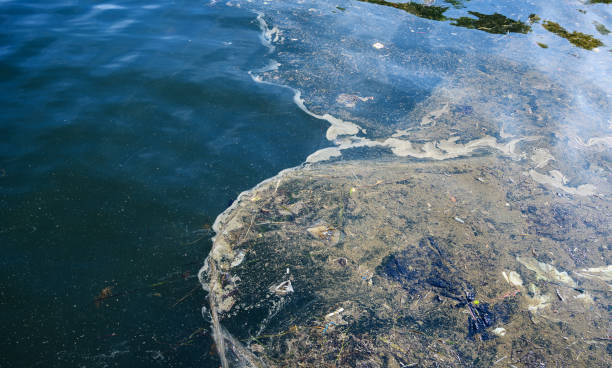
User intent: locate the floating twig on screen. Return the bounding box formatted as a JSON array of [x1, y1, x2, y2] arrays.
[[172, 285, 200, 308]]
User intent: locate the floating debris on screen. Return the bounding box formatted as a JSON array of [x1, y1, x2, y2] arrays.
[[502, 271, 523, 287], [372, 42, 385, 49], [336, 93, 374, 108], [325, 307, 344, 320], [452, 11, 531, 34], [358, 0, 449, 21], [307, 221, 341, 245], [575, 265, 612, 290], [529, 169, 597, 196], [358, 1, 531, 34], [555, 288, 565, 302], [594, 21, 610, 35], [94, 286, 113, 308], [528, 13, 541, 23], [530, 148, 555, 168], [205, 158, 611, 367], [517, 256, 577, 287], [270, 280, 294, 296], [230, 251, 245, 268]]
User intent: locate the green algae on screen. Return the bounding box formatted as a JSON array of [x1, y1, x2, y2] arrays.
[[357, 1, 530, 34], [443, 0, 469, 8], [358, 1, 606, 48], [594, 21, 610, 35], [357, 0, 449, 21], [452, 11, 531, 34], [537, 42, 548, 49], [529, 13, 541, 23], [542, 20, 604, 50]]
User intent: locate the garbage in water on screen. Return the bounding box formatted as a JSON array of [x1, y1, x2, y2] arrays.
[[270, 280, 294, 296], [204, 157, 612, 367]]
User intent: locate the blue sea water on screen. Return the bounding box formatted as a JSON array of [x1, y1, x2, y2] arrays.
[[0, 1, 330, 366], [1, 0, 610, 367]]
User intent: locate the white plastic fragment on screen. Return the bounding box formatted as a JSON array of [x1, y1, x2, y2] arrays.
[[573, 291, 594, 304], [493, 327, 507, 336], [325, 307, 344, 320], [575, 265, 612, 282], [517, 257, 576, 287], [454, 216, 465, 224], [271, 280, 294, 296], [372, 42, 384, 49], [230, 251, 245, 268], [502, 271, 523, 287]]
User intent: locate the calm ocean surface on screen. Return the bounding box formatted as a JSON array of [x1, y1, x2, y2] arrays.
[[0, 1, 329, 366], [1, 0, 610, 367]]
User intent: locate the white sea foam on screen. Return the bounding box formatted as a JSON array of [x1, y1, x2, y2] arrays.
[[528, 169, 597, 196], [108, 19, 135, 32], [306, 147, 341, 163], [93, 4, 126, 11], [255, 12, 280, 52]]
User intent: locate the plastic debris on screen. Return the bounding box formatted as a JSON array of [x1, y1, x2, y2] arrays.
[[502, 271, 523, 287], [205, 159, 611, 367], [270, 280, 294, 296], [307, 221, 341, 245], [336, 93, 374, 108]]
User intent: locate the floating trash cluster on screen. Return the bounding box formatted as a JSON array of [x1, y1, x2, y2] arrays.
[[202, 1, 611, 366], [204, 157, 611, 367]]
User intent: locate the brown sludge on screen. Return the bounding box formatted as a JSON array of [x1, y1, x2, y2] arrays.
[[206, 156, 611, 367]]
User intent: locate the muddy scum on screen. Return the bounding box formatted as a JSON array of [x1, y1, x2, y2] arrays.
[[202, 112, 611, 367], [204, 152, 611, 367], [199, 1, 611, 367]]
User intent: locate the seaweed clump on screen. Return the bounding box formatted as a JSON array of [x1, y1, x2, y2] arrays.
[[443, 0, 469, 8], [594, 21, 610, 35], [359, 1, 532, 35], [358, 0, 449, 21], [542, 20, 604, 50], [528, 13, 541, 23], [452, 11, 531, 34]]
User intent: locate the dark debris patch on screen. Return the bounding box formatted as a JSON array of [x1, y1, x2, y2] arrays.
[[452, 11, 531, 34], [357, 0, 449, 21], [377, 236, 516, 340]]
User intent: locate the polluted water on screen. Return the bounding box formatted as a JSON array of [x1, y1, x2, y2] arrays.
[[200, 0, 612, 367]]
